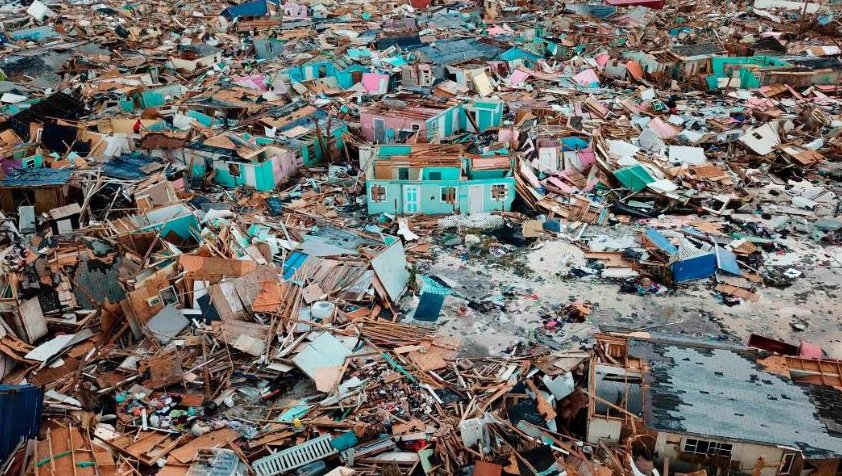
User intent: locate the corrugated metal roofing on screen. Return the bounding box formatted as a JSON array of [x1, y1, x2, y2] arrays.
[[0, 168, 71, 187], [0, 384, 43, 463]]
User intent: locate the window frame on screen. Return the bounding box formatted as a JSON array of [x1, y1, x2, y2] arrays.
[[780, 453, 795, 475], [440, 186, 457, 204], [682, 438, 733, 458], [370, 184, 387, 203], [491, 183, 508, 201], [228, 162, 241, 178]]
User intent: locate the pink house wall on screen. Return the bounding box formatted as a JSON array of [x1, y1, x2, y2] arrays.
[[282, 2, 308, 18], [360, 111, 429, 142]]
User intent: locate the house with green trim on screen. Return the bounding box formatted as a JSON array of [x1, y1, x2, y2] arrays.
[[364, 144, 515, 215]]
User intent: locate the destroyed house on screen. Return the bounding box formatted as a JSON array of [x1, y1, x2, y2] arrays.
[[360, 97, 502, 143], [416, 38, 505, 78], [4, 92, 83, 141], [706, 56, 791, 90], [187, 140, 299, 192], [360, 98, 462, 143], [587, 334, 842, 476], [762, 57, 842, 88], [261, 102, 348, 167], [0, 168, 72, 213], [168, 44, 223, 73], [365, 144, 515, 215], [282, 57, 369, 90], [667, 43, 727, 77]]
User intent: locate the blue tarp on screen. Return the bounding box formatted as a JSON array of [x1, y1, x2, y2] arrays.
[[645, 228, 678, 255], [0, 168, 71, 187], [716, 246, 742, 276], [221, 0, 268, 18], [102, 153, 158, 180]]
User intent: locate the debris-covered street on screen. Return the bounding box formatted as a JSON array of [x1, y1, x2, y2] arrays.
[[1, 0, 842, 474]]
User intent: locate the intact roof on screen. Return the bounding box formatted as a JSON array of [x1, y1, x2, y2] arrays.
[[0, 168, 72, 188], [629, 338, 842, 459]]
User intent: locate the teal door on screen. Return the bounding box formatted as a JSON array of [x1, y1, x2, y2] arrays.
[[403, 185, 419, 214]]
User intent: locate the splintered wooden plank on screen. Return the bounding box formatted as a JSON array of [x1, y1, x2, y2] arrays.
[[168, 428, 240, 464], [49, 427, 75, 476], [125, 432, 171, 459], [69, 427, 96, 476]]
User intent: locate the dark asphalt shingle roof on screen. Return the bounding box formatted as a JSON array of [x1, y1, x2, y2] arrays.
[[629, 338, 842, 458]]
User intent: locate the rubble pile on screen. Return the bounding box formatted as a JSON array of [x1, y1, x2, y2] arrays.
[[2, 0, 842, 473]]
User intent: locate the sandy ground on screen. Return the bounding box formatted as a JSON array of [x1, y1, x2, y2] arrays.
[[404, 227, 842, 359]]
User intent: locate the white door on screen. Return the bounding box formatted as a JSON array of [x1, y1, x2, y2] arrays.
[[538, 147, 557, 172], [438, 115, 446, 139], [403, 185, 419, 214], [245, 165, 257, 187], [469, 185, 484, 214]]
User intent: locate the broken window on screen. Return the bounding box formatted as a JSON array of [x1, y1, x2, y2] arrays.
[[781, 453, 795, 475], [491, 184, 508, 201], [682, 438, 732, 458], [427, 120, 438, 136], [370, 184, 386, 203], [429, 171, 442, 180], [398, 168, 409, 180], [441, 186, 456, 204], [228, 163, 241, 177]]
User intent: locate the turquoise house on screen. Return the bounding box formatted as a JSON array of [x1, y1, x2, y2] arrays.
[[461, 99, 504, 133], [360, 99, 502, 143], [188, 143, 299, 192], [261, 102, 348, 167], [282, 58, 372, 89], [365, 144, 515, 215], [706, 56, 790, 90]]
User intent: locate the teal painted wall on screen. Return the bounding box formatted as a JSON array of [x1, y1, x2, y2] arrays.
[[366, 177, 515, 215], [144, 214, 200, 241], [460, 101, 503, 132], [213, 159, 276, 191], [422, 166, 460, 181]]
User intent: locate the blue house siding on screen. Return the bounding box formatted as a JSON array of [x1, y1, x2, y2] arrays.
[[366, 177, 515, 215]]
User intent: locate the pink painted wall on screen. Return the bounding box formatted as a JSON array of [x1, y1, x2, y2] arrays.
[[360, 111, 429, 142]]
